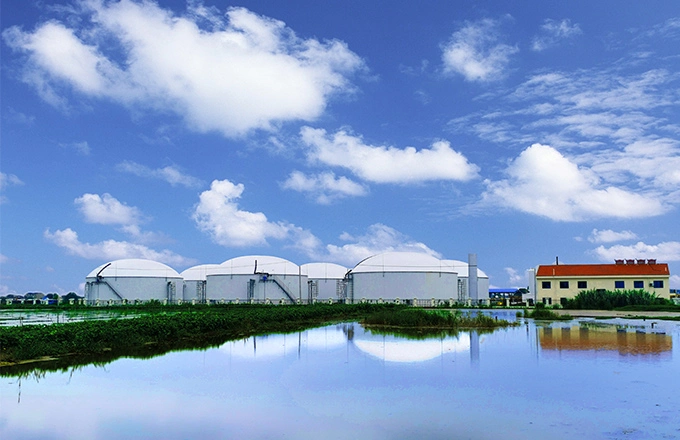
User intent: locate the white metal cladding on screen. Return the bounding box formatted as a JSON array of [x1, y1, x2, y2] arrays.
[[86, 259, 182, 278], [85, 259, 182, 302], [350, 271, 458, 301], [351, 252, 454, 274], [85, 277, 182, 302], [220, 255, 300, 275], [206, 273, 308, 301], [456, 277, 490, 301]]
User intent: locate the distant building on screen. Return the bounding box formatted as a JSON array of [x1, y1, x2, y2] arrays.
[[535, 260, 670, 305]]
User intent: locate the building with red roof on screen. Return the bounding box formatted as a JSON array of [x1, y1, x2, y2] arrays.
[[535, 260, 670, 305]]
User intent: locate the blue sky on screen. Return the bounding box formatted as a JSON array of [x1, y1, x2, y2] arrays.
[[2, 0, 679, 295]]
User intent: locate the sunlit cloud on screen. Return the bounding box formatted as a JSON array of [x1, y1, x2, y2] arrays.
[[479, 143, 666, 221], [116, 161, 204, 189], [441, 17, 518, 82], [44, 228, 194, 267], [531, 19, 582, 52], [300, 127, 479, 184], [588, 229, 639, 244], [591, 241, 680, 262], [281, 170, 367, 204], [3, 2, 364, 137]]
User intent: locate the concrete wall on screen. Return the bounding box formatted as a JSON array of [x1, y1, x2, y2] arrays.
[[350, 272, 458, 302]]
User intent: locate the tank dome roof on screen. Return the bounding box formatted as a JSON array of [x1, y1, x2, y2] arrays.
[[301, 262, 348, 279], [86, 259, 181, 279], [219, 255, 300, 275], [180, 264, 222, 281], [350, 252, 454, 274], [441, 260, 488, 278]]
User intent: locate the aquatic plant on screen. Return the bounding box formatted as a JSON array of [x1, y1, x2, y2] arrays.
[[564, 289, 669, 310], [362, 308, 518, 329], [525, 303, 571, 320]]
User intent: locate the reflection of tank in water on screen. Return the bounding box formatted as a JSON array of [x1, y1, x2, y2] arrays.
[[538, 324, 672, 355]]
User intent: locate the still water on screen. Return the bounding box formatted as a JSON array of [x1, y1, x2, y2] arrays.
[[2, 312, 679, 439]]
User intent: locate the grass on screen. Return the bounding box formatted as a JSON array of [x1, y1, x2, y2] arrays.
[[523, 304, 572, 320], [0, 303, 398, 370], [362, 308, 519, 329]]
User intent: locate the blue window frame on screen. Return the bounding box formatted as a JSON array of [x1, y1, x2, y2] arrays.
[[653, 280, 664, 288], [578, 281, 587, 289], [634, 280, 644, 289], [615, 280, 625, 289], [559, 281, 569, 289], [542, 281, 551, 289]]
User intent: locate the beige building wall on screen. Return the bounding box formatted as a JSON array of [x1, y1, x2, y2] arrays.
[[536, 275, 670, 305]]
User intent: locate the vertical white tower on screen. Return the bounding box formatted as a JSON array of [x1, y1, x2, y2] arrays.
[[468, 253, 478, 303]]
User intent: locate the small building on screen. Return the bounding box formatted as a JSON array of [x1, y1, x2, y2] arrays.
[[346, 252, 458, 303], [535, 260, 671, 305], [441, 259, 490, 302], [301, 262, 348, 302], [84, 259, 183, 303], [206, 255, 307, 303]]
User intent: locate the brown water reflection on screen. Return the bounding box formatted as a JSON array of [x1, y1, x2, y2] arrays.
[[539, 324, 672, 355]]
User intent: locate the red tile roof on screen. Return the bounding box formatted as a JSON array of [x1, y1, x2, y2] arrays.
[[536, 263, 669, 277]]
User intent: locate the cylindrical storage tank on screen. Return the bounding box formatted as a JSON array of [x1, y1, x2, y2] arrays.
[[84, 259, 183, 303], [301, 262, 348, 302], [347, 252, 457, 302], [180, 264, 221, 301], [206, 255, 307, 303], [441, 259, 490, 303]]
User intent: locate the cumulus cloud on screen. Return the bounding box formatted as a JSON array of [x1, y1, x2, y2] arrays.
[[300, 127, 479, 184], [441, 18, 518, 82], [75, 193, 143, 226], [588, 229, 638, 243], [480, 143, 666, 221], [322, 224, 441, 267], [117, 161, 203, 188], [44, 228, 193, 267], [592, 241, 680, 262], [504, 267, 523, 286], [281, 170, 367, 204], [3, 1, 364, 137], [532, 19, 582, 52], [193, 179, 299, 247]]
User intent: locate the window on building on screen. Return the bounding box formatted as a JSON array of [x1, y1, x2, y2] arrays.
[[560, 281, 569, 289], [542, 281, 551, 289], [615, 280, 625, 289], [578, 281, 587, 289], [653, 280, 664, 288], [634, 280, 644, 289]]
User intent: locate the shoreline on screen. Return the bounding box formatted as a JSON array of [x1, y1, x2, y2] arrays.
[[553, 309, 680, 319]]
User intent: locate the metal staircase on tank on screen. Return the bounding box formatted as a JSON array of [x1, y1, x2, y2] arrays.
[[267, 274, 297, 304]]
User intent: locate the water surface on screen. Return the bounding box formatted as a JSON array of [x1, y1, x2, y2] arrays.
[[2, 313, 678, 439]]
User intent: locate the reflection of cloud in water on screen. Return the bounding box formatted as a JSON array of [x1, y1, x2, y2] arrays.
[[220, 326, 347, 359], [353, 334, 471, 363]]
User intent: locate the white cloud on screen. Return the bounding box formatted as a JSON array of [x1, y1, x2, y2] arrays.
[[44, 228, 193, 267], [281, 170, 367, 204], [441, 18, 518, 82], [75, 193, 143, 226], [588, 229, 638, 244], [504, 267, 523, 286], [480, 143, 666, 221], [192, 179, 295, 247], [532, 19, 582, 52], [592, 241, 680, 262], [670, 275, 680, 289], [322, 224, 441, 267], [117, 161, 203, 188], [0, 254, 8, 264], [300, 127, 479, 184], [3, 2, 364, 137], [0, 172, 25, 204], [59, 140, 91, 155]]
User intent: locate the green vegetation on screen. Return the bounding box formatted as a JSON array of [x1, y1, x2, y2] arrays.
[[0, 303, 398, 369], [564, 289, 670, 310], [362, 308, 519, 329], [524, 303, 572, 320]]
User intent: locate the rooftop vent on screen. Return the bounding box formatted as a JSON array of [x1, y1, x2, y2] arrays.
[[647, 259, 657, 264], [615, 259, 624, 265], [637, 259, 646, 264], [626, 259, 635, 264]]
